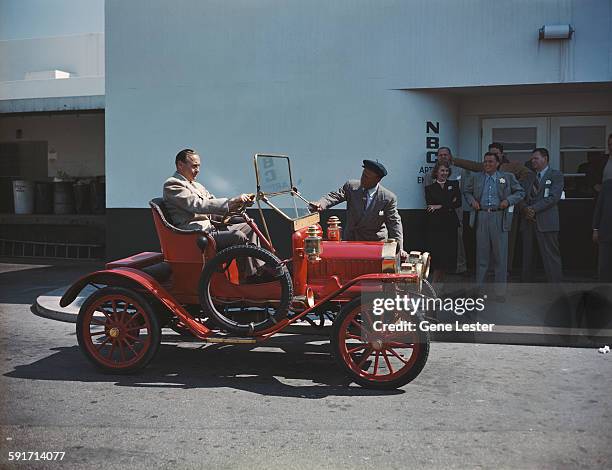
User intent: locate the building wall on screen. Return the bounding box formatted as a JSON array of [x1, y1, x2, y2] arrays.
[[106, 0, 611, 211], [0, 112, 105, 178]]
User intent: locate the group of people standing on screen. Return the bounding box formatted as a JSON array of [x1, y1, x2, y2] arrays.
[[163, 139, 612, 290], [423, 139, 612, 301]]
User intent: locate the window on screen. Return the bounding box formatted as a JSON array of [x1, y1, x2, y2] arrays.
[[483, 116, 612, 199]]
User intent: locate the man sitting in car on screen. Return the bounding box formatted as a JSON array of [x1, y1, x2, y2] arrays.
[[163, 148, 259, 275]]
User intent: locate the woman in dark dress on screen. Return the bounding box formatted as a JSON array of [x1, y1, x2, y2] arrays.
[[425, 161, 462, 282]]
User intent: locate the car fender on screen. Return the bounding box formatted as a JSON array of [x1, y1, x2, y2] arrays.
[[60, 267, 212, 338]]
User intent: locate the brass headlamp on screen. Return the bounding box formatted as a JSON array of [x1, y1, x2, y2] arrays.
[[304, 225, 322, 262]]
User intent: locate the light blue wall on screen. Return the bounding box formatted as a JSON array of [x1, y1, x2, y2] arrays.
[[105, 0, 611, 208], [0, 0, 104, 40]]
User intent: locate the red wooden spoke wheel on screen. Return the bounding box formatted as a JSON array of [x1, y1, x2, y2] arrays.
[[76, 287, 161, 373], [331, 297, 429, 389]]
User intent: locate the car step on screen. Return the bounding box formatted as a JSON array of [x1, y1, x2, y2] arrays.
[[204, 336, 257, 344]]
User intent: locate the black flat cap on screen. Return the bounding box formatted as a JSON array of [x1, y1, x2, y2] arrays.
[[362, 159, 387, 178]]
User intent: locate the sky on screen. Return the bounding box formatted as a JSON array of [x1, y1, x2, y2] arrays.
[[0, 0, 103, 40]]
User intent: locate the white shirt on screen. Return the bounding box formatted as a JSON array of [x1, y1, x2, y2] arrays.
[[363, 184, 378, 210]]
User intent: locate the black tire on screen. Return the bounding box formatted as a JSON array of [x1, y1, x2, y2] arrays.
[[331, 297, 429, 389], [76, 287, 162, 373], [199, 245, 293, 335]]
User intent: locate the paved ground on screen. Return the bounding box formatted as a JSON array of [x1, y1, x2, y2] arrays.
[[1, 260, 612, 469]]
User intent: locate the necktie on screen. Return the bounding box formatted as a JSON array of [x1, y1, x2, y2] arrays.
[[531, 173, 541, 198], [362, 189, 368, 211]]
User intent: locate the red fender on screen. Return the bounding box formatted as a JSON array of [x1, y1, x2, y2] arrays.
[[60, 267, 212, 339]]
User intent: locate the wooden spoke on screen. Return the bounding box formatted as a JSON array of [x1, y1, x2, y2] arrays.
[[96, 337, 111, 351], [106, 340, 116, 360], [356, 347, 374, 369], [122, 339, 138, 355], [347, 343, 367, 354], [382, 349, 394, 374], [387, 347, 409, 365], [118, 340, 126, 362], [125, 311, 143, 327], [345, 333, 363, 341]]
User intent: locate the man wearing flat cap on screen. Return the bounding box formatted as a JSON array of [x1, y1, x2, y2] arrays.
[[310, 160, 406, 257]]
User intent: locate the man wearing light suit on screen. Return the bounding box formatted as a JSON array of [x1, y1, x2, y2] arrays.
[[163, 148, 259, 275], [464, 152, 525, 300], [310, 160, 406, 257], [518, 148, 564, 284]]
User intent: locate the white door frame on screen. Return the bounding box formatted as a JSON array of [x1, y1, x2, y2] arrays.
[[481, 117, 548, 161]]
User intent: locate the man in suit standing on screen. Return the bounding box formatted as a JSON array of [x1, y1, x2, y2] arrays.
[[585, 133, 612, 195], [518, 147, 564, 284], [163, 148, 259, 274], [310, 160, 406, 257], [464, 152, 525, 300], [424, 147, 467, 274], [592, 179, 612, 282]]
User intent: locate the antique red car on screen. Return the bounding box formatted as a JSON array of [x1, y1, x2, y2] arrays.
[[61, 154, 435, 389]]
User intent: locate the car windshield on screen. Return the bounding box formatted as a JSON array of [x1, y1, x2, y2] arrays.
[[253, 154, 313, 222]]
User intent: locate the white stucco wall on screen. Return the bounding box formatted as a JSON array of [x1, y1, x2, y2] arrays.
[[105, 0, 612, 209]]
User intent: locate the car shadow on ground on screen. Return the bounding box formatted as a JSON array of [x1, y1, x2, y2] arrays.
[[4, 334, 404, 398]]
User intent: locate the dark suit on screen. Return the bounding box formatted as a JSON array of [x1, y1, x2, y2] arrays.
[[585, 153, 610, 194], [593, 179, 612, 281], [518, 167, 564, 283], [316, 180, 403, 251], [425, 180, 461, 271]]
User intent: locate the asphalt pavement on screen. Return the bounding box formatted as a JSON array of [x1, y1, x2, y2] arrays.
[[1, 259, 612, 469]]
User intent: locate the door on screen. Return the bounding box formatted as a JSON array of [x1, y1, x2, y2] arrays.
[[482, 117, 548, 165], [550, 116, 612, 198]]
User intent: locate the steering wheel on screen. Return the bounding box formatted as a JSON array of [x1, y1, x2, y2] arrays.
[[222, 196, 255, 225]]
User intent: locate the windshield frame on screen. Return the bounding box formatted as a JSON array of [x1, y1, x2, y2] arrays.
[[252, 154, 320, 245]]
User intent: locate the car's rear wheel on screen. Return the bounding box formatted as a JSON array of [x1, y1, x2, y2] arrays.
[[76, 287, 161, 373], [331, 297, 429, 389]]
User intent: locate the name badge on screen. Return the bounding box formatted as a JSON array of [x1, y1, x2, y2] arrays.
[[508, 205, 514, 213], [544, 188, 550, 198]]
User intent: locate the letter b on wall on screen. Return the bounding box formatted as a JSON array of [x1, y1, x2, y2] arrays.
[[426, 137, 439, 149]]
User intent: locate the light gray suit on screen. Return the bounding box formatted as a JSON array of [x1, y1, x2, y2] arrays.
[[425, 163, 468, 273], [163, 172, 229, 231], [464, 171, 525, 293], [163, 172, 259, 275], [519, 168, 564, 283], [316, 180, 403, 251]]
